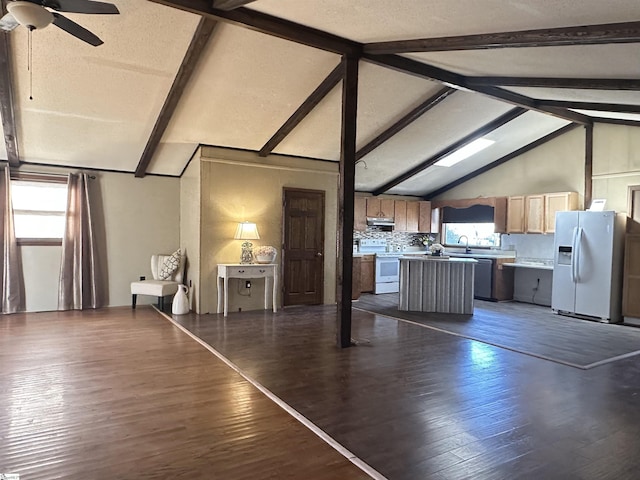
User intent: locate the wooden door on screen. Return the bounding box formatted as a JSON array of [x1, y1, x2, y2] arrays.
[[282, 188, 325, 306], [623, 235, 640, 318]]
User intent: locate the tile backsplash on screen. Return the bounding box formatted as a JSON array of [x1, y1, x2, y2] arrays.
[[353, 227, 439, 248], [501, 233, 555, 260]]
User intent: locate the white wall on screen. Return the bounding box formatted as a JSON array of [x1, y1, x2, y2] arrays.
[[198, 147, 339, 315], [19, 169, 180, 312]]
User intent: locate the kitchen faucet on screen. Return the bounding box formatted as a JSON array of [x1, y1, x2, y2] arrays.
[[458, 235, 471, 253]]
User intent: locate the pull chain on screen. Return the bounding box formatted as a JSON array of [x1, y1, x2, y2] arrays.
[[28, 26, 34, 100]]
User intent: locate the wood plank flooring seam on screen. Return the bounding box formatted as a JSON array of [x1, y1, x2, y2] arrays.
[[153, 307, 387, 480], [353, 306, 588, 370]]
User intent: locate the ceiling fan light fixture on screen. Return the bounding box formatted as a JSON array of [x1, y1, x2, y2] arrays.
[[7, 1, 54, 29]]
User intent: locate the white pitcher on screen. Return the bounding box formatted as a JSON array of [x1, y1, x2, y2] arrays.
[[172, 284, 189, 315]]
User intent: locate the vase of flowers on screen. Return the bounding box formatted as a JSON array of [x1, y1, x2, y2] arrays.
[[416, 234, 436, 250], [254, 245, 277, 264], [429, 243, 445, 256]]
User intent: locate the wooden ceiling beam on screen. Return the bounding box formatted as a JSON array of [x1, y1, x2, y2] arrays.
[[467, 77, 640, 91], [592, 117, 640, 127], [355, 87, 455, 161], [212, 0, 257, 10], [425, 124, 580, 199], [372, 108, 527, 195], [364, 53, 592, 125], [135, 18, 217, 178], [0, 0, 20, 168], [148, 0, 361, 56], [364, 21, 640, 54], [537, 100, 640, 114], [259, 60, 344, 157]]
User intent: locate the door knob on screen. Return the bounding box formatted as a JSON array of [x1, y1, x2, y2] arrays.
[[316, 252, 323, 257]]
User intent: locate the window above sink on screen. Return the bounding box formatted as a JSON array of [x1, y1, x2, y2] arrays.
[[443, 223, 501, 249]]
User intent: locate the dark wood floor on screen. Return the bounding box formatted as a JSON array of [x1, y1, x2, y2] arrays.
[[355, 294, 640, 369], [5, 301, 640, 479], [0, 307, 370, 480], [170, 298, 640, 480]]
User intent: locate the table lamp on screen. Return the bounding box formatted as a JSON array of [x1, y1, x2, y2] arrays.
[[234, 221, 260, 264]]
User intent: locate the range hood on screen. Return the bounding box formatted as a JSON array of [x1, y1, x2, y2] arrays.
[[367, 217, 395, 227]]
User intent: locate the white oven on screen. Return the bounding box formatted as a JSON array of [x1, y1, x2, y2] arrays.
[[374, 253, 401, 294], [358, 239, 402, 294]]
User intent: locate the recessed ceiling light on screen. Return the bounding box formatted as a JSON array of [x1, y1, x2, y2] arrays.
[[434, 138, 495, 167]]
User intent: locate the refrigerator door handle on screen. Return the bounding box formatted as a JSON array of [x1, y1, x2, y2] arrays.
[[571, 227, 578, 283], [574, 227, 583, 283]]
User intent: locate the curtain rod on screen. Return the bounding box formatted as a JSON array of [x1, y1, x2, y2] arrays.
[[11, 170, 96, 179]]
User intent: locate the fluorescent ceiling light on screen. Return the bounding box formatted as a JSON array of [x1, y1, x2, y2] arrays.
[[434, 138, 495, 167]]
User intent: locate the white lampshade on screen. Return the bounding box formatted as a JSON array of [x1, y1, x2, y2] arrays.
[[234, 221, 260, 240], [7, 1, 54, 29]]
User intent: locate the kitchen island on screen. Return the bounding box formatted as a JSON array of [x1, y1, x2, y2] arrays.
[[399, 256, 477, 314]]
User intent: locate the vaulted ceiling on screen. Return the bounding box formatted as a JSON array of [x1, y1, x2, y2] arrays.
[[1, 0, 640, 198]]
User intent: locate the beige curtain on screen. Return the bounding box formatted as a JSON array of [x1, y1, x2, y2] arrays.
[[0, 165, 23, 313], [58, 173, 103, 310]]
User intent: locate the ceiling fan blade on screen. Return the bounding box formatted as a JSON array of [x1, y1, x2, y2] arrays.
[[52, 12, 103, 46], [25, 0, 119, 14], [0, 12, 19, 31]]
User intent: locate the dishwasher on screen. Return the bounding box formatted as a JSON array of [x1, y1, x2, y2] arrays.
[[474, 258, 493, 300]]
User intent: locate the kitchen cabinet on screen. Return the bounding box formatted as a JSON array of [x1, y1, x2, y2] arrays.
[[396, 200, 429, 232], [525, 194, 545, 234], [507, 196, 525, 233], [429, 206, 440, 234], [352, 256, 362, 300], [406, 201, 420, 232], [472, 257, 515, 301], [544, 192, 578, 233], [493, 258, 515, 301], [360, 255, 375, 293], [623, 235, 640, 319], [417, 201, 432, 232], [394, 200, 408, 231], [366, 197, 395, 218], [354, 196, 367, 231], [507, 192, 578, 234]]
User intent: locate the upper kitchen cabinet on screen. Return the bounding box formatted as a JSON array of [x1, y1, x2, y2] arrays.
[[366, 197, 395, 218], [544, 192, 579, 233], [418, 201, 432, 233], [354, 196, 367, 231], [396, 200, 432, 232], [507, 196, 525, 233], [507, 192, 578, 234], [394, 200, 408, 231], [525, 194, 545, 234]]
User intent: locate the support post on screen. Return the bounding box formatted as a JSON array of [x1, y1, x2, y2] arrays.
[[337, 55, 358, 348], [585, 124, 593, 208]]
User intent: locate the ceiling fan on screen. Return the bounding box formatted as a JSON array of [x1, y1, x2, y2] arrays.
[[0, 0, 120, 46]]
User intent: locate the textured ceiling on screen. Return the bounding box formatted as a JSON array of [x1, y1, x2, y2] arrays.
[[2, 0, 640, 197]]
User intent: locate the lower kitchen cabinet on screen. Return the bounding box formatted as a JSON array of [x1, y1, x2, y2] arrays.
[[493, 258, 515, 301], [360, 255, 375, 293], [352, 256, 362, 300]]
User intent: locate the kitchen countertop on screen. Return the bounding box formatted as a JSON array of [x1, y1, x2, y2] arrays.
[[400, 255, 477, 263], [503, 262, 553, 270]]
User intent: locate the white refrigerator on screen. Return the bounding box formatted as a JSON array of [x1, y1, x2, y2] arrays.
[[551, 210, 625, 323]]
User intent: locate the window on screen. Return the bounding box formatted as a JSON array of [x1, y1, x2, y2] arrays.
[[442, 223, 500, 249], [11, 177, 68, 245]]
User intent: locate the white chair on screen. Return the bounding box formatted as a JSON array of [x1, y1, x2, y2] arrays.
[[131, 252, 185, 311]]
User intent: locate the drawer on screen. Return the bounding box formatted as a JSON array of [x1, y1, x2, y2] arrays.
[[225, 266, 274, 278]]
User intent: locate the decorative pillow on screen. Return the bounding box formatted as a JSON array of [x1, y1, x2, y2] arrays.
[[159, 249, 181, 280]]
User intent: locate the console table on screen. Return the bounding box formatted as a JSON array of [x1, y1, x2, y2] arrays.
[[217, 264, 278, 317]]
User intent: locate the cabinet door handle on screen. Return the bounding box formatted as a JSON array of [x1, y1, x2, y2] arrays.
[[238, 270, 245, 273], [259, 269, 265, 273]]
